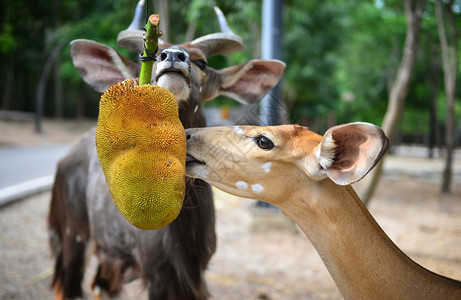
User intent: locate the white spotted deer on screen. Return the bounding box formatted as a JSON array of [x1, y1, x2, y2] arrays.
[[185, 123, 461, 299], [48, 4, 285, 299]]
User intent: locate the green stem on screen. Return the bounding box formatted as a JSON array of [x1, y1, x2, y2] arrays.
[[139, 14, 162, 85]]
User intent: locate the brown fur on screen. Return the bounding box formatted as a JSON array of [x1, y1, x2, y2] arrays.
[[48, 10, 284, 298]]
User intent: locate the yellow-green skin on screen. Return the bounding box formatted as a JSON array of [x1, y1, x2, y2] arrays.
[[96, 79, 186, 230]]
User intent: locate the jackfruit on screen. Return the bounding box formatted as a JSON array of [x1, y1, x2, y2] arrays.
[[96, 79, 186, 230]]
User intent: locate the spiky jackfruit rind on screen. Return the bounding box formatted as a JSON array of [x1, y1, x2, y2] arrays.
[[96, 79, 186, 230]]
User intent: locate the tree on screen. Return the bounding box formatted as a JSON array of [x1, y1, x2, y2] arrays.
[[436, 0, 458, 194], [358, 0, 427, 205]]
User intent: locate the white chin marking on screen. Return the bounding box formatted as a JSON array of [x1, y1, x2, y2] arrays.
[[157, 73, 190, 102], [185, 164, 208, 179]]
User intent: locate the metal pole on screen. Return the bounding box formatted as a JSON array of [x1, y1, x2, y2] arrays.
[[257, 0, 283, 209], [260, 0, 282, 126]]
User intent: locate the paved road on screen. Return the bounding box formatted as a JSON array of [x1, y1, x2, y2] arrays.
[[0, 144, 71, 205], [0, 145, 71, 188]]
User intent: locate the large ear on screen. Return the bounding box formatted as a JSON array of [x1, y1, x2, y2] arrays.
[[189, 33, 244, 57], [315, 122, 390, 185], [70, 39, 139, 92], [117, 29, 172, 53], [201, 59, 286, 104]]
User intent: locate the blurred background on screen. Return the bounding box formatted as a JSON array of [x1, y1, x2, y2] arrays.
[[0, 0, 460, 299]]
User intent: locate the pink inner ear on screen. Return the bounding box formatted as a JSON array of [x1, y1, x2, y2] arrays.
[[218, 60, 285, 104], [223, 65, 273, 96], [329, 129, 367, 171], [323, 123, 389, 185]]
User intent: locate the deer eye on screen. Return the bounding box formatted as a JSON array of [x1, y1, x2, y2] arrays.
[[254, 135, 274, 150], [193, 60, 207, 71]]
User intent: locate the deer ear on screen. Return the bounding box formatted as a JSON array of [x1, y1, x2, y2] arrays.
[[211, 59, 285, 104], [70, 39, 139, 92], [314, 122, 389, 185]]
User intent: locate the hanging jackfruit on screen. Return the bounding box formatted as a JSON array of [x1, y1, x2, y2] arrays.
[[96, 79, 186, 230]]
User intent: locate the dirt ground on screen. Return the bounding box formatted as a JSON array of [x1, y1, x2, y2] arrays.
[[1, 119, 460, 299]]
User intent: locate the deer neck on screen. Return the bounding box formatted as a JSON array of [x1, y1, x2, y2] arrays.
[[278, 179, 461, 299]]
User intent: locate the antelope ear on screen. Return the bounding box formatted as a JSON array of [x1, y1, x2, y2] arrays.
[[117, 29, 144, 53], [70, 39, 139, 92], [117, 29, 172, 53], [315, 122, 389, 185], [190, 33, 243, 57], [204, 59, 285, 104]]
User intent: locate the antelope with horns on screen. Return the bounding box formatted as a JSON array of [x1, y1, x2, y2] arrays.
[[48, 3, 285, 299], [185, 123, 461, 299]]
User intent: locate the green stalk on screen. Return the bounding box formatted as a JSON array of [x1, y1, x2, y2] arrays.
[[139, 14, 162, 85]]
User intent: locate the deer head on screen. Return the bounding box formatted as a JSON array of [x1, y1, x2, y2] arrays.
[[69, 5, 285, 128], [185, 123, 389, 203]]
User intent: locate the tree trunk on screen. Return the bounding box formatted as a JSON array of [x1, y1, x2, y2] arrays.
[[53, 0, 63, 119], [35, 40, 65, 132], [54, 59, 63, 119], [435, 0, 458, 194], [357, 0, 426, 205], [427, 41, 440, 159], [1, 67, 13, 110]]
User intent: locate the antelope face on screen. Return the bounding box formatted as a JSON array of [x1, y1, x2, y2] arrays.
[[154, 46, 207, 103], [69, 6, 286, 128]]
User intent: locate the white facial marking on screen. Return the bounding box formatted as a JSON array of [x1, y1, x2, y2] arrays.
[[156, 73, 190, 101], [251, 184, 264, 194], [236, 181, 248, 190], [167, 48, 190, 56], [232, 126, 244, 135], [261, 162, 272, 173]]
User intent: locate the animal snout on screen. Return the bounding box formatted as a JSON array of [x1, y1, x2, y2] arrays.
[[160, 49, 189, 64]]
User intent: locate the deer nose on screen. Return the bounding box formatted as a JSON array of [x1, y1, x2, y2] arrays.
[[160, 50, 188, 63]]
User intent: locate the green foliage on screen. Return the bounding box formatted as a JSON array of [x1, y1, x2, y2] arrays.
[[282, 1, 349, 124], [1, 0, 460, 141], [334, 2, 407, 125], [0, 23, 15, 55]]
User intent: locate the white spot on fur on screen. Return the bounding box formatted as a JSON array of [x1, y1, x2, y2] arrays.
[[232, 126, 244, 135], [76, 235, 82, 243], [251, 184, 264, 194], [261, 162, 272, 173], [236, 181, 248, 190], [65, 227, 70, 235]]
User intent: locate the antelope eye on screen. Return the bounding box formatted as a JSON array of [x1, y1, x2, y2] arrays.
[[194, 60, 207, 71], [254, 135, 274, 150]]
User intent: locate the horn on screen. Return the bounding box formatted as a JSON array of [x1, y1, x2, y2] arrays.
[[117, 0, 146, 53], [118, 0, 172, 53], [214, 6, 233, 34], [189, 7, 243, 57]]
